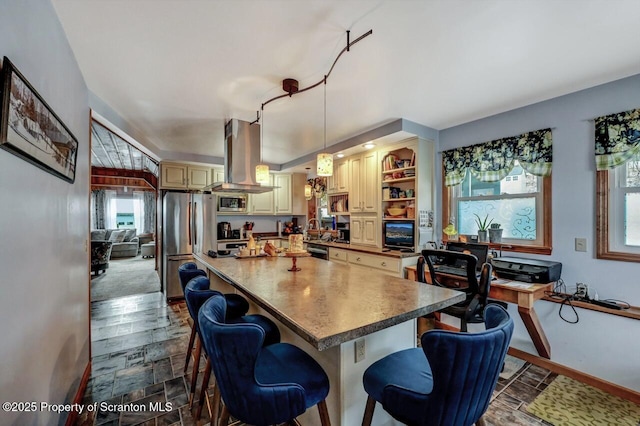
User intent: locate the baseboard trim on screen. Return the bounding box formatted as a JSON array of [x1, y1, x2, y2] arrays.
[[65, 360, 91, 426], [508, 347, 640, 405]]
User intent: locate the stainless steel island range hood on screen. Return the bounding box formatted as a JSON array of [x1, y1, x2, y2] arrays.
[[206, 119, 275, 194]]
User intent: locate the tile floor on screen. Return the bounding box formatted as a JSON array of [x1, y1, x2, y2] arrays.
[[77, 290, 557, 426]]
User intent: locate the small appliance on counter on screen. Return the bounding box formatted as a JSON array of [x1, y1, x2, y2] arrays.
[[218, 221, 232, 240]]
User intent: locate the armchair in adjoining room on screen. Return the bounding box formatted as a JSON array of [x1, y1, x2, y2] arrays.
[[91, 241, 113, 275]]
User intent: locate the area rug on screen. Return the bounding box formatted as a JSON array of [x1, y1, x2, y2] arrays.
[[499, 354, 527, 380], [91, 256, 160, 302], [527, 375, 640, 426]]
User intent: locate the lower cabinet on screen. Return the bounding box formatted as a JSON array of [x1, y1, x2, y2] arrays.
[[328, 247, 409, 277], [350, 215, 379, 246]]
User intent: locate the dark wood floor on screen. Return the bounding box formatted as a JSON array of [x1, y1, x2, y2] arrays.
[[77, 291, 559, 426]]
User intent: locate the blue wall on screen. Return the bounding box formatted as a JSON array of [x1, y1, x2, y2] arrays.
[[439, 74, 640, 391], [0, 0, 91, 423]]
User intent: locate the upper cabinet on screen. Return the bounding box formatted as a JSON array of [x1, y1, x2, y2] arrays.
[[250, 174, 275, 214], [248, 173, 307, 216], [212, 167, 225, 184], [327, 158, 349, 194], [161, 162, 211, 190], [350, 151, 378, 213]]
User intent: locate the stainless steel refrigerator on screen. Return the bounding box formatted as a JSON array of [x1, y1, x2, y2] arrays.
[[162, 192, 217, 300]]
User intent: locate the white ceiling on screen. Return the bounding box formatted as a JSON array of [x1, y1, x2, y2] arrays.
[[52, 0, 640, 172]]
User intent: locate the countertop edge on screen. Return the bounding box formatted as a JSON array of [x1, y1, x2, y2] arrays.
[[193, 252, 465, 350]]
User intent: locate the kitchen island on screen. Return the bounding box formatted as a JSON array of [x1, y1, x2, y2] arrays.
[[193, 252, 464, 425]]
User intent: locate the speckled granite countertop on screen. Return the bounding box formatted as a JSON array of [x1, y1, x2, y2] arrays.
[[194, 253, 464, 351]]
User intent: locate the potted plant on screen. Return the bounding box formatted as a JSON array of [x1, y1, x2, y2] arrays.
[[489, 222, 503, 243], [474, 213, 493, 243]]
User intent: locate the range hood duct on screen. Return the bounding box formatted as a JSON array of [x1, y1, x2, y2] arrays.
[[206, 119, 275, 194]]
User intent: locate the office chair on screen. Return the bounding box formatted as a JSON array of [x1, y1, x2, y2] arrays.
[[362, 304, 514, 426], [198, 294, 331, 426], [177, 262, 250, 374], [418, 249, 493, 332], [184, 276, 281, 420]]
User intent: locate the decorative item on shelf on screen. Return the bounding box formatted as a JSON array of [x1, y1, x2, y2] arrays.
[[406, 201, 415, 219], [383, 154, 399, 171], [474, 213, 493, 243], [405, 189, 414, 198], [387, 206, 407, 217], [489, 223, 503, 243]]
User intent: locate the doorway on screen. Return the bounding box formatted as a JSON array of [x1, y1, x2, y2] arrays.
[[89, 114, 160, 302]]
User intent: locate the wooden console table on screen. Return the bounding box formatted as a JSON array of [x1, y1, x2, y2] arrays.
[[406, 265, 554, 359]]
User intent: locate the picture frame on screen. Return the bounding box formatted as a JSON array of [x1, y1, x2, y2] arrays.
[[0, 56, 78, 183]]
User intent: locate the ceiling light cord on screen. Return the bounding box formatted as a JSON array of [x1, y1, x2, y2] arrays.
[[324, 75, 327, 151]]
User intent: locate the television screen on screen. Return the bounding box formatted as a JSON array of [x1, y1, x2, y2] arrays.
[[384, 221, 415, 249]]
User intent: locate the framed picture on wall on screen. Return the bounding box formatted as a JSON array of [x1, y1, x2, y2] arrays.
[[0, 56, 78, 183]]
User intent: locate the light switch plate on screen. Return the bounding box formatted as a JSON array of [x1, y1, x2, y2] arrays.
[[575, 238, 587, 252]]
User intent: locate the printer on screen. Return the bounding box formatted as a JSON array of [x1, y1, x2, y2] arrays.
[[491, 256, 562, 283]]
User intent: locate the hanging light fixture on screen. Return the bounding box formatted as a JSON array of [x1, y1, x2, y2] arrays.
[[255, 29, 372, 179], [255, 107, 270, 184], [316, 76, 333, 177], [304, 167, 313, 200]]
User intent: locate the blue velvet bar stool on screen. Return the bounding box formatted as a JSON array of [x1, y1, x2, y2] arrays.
[[361, 305, 514, 426], [198, 294, 332, 426], [184, 276, 281, 420], [177, 262, 250, 374]]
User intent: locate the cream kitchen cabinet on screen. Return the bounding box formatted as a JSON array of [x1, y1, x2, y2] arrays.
[[347, 251, 400, 277], [248, 173, 307, 216], [328, 247, 348, 263], [250, 174, 275, 214], [212, 167, 225, 184], [273, 173, 292, 214], [161, 163, 211, 190], [350, 215, 379, 247], [350, 151, 378, 213], [327, 157, 349, 194]]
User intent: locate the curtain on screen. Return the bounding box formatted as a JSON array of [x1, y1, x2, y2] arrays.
[[133, 191, 144, 233], [105, 190, 117, 229], [595, 107, 640, 170], [442, 128, 553, 186], [143, 191, 156, 234], [92, 189, 106, 229]]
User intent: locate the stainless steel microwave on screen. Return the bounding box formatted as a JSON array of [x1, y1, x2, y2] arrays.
[[218, 194, 247, 212]]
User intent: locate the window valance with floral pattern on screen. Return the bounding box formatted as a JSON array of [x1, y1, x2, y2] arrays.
[[442, 128, 553, 186], [594, 107, 640, 171]]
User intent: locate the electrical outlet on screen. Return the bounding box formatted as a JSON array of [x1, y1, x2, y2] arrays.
[[355, 338, 365, 363], [575, 238, 587, 252]]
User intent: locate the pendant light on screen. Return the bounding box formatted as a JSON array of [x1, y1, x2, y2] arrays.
[[316, 76, 333, 177], [255, 107, 270, 184]]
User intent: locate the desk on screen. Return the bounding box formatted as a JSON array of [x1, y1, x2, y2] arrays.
[[195, 253, 464, 425], [405, 265, 554, 359]]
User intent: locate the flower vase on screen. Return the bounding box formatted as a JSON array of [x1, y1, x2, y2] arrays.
[[489, 228, 503, 243], [478, 230, 488, 243]]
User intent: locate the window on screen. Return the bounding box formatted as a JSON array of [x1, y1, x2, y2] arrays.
[[594, 107, 640, 262], [597, 152, 640, 261], [441, 128, 553, 255], [443, 161, 552, 254]]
